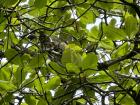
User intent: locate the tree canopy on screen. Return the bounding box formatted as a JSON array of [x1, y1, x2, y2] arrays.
[[0, 0, 139, 105]]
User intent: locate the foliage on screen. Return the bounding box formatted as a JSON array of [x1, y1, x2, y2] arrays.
[[0, 0, 139, 105]]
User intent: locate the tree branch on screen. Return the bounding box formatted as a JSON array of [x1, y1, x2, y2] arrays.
[[98, 31, 140, 70], [120, 0, 140, 18]]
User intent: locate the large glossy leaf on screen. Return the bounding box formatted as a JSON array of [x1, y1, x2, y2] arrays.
[[34, 76, 45, 92], [66, 63, 80, 74], [76, 99, 86, 104], [99, 39, 114, 50], [82, 53, 98, 70], [0, 67, 11, 81], [97, 0, 114, 10], [87, 74, 112, 83], [37, 98, 48, 105], [5, 49, 22, 65], [10, 33, 19, 45], [65, 44, 82, 52], [34, 0, 47, 9], [21, 103, 28, 105], [29, 54, 45, 68], [0, 12, 5, 23], [0, 0, 139, 104], [0, 80, 16, 91], [3, 0, 19, 7], [15, 67, 26, 87], [124, 15, 138, 37], [61, 49, 82, 67], [87, 26, 99, 42], [45, 76, 61, 90], [111, 43, 129, 58], [117, 94, 136, 105], [25, 95, 37, 105], [49, 61, 66, 74], [61, 49, 73, 65], [77, 7, 96, 25], [103, 25, 127, 40], [53, 87, 65, 104]]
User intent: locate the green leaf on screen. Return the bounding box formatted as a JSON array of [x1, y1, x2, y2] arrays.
[[25, 95, 37, 105], [82, 53, 98, 70], [29, 54, 45, 68], [61, 49, 82, 66], [125, 0, 133, 3], [77, 7, 96, 25], [87, 26, 99, 42], [56, 1, 67, 8], [61, 49, 72, 65], [125, 15, 138, 37], [5, 49, 22, 65], [21, 73, 36, 88], [0, 24, 6, 33], [65, 44, 82, 52], [99, 39, 114, 50], [53, 87, 65, 104], [97, 0, 114, 10], [0, 12, 5, 23], [103, 25, 127, 40], [0, 67, 11, 81], [34, 0, 47, 9], [21, 103, 28, 105], [54, 86, 65, 97], [37, 98, 48, 105], [0, 19, 7, 32], [3, 93, 13, 103], [0, 80, 16, 91], [3, 0, 19, 7], [45, 76, 61, 90], [49, 62, 66, 74], [87, 74, 112, 83], [15, 67, 26, 87], [10, 33, 19, 45], [111, 43, 129, 58], [11, 18, 20, 25], [0, 32, 5, 39], [76, 99, 86, 104], [4, 36, 11, 50], [109, 86, 121, 91], [109, 18, 117, 27], [83, 87, 95, 98], [117, 94, 136, 105], [34, 77, 45, 92], [66, 63, 80, 74]]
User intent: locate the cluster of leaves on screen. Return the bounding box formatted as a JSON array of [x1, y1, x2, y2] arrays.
[[0, 0, 139, 105]]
